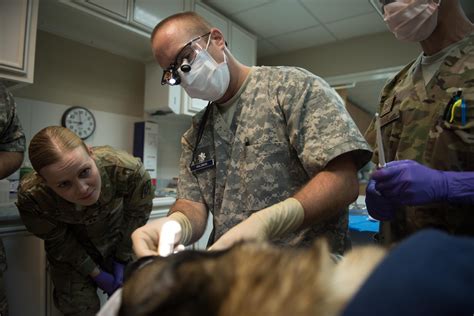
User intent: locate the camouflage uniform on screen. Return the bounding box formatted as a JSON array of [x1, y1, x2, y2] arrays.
[[0, 81, 25, 316], [365, 33, 474, 244], [177, 66, 372, 254], [16, 146, 153, 316]]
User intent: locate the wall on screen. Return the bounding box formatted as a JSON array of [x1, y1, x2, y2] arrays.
[[6, 30, 189, 180], [13, 31, 145, 117], [346, 101, 372, 134], [15, 97, 142, 161], [258, 31, 420, 78]]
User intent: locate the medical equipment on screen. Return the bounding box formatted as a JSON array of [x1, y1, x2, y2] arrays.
[[158, 220, 182, 257], [161, 32, 211, 86], [375, 112, 386, 168]]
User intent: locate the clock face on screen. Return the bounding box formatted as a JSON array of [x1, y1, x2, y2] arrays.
[[61, 106, 96, 140]]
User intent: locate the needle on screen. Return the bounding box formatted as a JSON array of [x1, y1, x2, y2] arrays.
[[375, 113, 386, 168]]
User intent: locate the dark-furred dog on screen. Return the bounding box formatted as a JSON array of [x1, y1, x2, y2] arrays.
[[120, 240, 385, 316]]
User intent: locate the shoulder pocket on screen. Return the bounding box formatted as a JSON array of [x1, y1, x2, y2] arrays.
[[380, 95, 400, 127]]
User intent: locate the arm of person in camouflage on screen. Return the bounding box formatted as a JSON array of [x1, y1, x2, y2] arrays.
[[210, 69, 371, 250], [285, 72, 371, 226], [114, 163, 154, 263], [0, 83, 25, 179], [16, 196, 98, 276], [132, 130, 209, 258]]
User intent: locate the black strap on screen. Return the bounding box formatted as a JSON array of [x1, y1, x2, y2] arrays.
[[190, 102, 212, 167]]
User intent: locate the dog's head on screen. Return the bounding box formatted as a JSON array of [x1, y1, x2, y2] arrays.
[[119, 240, 385, 316]]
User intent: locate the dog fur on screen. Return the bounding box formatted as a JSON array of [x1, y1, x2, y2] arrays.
[[119, 240, 386, 316]]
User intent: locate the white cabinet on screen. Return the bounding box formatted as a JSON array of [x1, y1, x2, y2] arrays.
[[69, 0, 186, 32], [132, 0, 186, 30], [230, 24, 257, 67], [194, 2, 229, 40], [0, 0, 39, 85], [144, 62, 182, 114], [77, 0, 129, 20], [182, 94, 209, 116]]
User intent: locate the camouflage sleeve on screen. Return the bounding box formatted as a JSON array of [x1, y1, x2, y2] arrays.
[[280, 68, 372, 175], [115, 163, 153, 262], [0, 84, 25, 152], [16, 195, 97, 276], [176, 125, 206, 204]]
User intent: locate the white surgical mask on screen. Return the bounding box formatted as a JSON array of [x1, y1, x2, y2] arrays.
[[384, 0, 440, 42], [179, 37, 230, 102]]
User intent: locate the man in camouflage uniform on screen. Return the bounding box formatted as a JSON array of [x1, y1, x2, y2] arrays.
[[0, 81, 25, 316], [17, 145, 153, 315], [133, 12, 372, 256], [365, 0, 474, 244]]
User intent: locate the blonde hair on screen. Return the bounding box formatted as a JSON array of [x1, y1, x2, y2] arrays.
[[29, 126, 89, 173], [151, 11, 212, 42]]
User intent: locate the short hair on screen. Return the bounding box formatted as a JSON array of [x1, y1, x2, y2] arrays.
[[151, 11, 212, 42], [29, 126, 89, 173]]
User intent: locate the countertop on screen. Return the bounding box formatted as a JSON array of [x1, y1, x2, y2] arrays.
[[0, 197, 176, 235]]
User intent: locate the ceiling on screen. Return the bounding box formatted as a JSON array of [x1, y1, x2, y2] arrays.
[[203, 0, 386, 58], [38, 0, 474, 114], [199, 0, 474, 113], [202, 0, 474, 59]]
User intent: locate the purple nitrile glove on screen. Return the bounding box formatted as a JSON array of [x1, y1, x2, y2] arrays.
[[92, 271, 119, 296], [372, 160, 449, 206], [112, 260, 125, 287], [365, 178, 401, 221]]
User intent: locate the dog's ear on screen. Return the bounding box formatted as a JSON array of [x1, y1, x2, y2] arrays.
[[120, 251, 226, 316]]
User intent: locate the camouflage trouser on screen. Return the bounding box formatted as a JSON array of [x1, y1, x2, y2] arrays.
[[0, 239, 8, 316], [49, 261, 101, 316]]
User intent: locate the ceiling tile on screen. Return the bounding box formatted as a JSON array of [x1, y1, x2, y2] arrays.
[[267, 25, 335, 53], [202, 0, 275, 15], [326, 12, 387, 40], [233, 0, 319, 38], [301, 0, 375, 23]]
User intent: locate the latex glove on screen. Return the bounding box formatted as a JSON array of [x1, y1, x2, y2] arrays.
[[365, 178, 401, 221], [131, 212, 192, 258], [209, 198, 304, 251], [112, 260, 125, 286], [92, 271, 119, 296], [372, 160, 448, 205]]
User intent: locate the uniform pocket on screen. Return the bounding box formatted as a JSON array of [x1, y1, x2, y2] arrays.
[[426, 119, 474, 171]]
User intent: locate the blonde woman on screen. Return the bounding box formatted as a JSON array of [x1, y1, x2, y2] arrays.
[[16, 126, 154, 316]]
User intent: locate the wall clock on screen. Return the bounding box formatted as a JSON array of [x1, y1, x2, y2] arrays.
[[61, 106, 96, 140]]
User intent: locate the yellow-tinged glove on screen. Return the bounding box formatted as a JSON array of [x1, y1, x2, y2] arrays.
[[209, 198, 304, 251], [131, 211, 192, 258]]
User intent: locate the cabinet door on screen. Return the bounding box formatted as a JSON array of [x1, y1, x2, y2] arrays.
[[194, 3, 229, 39], [0, 0, 38, 84], [182, 92, 209, 116], [132, 0, 185, 30], [230, 24, 257, 67], [78, 0, 129, 20], [2, 233, 46, 316], [144, 62, 182, 114]]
